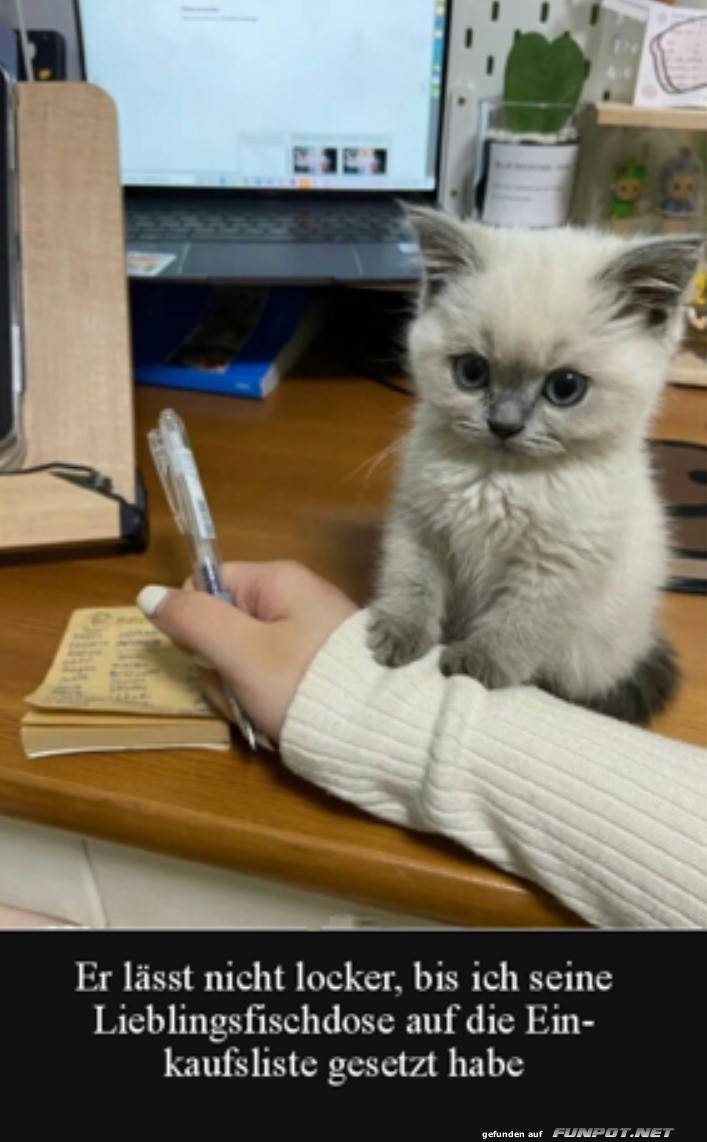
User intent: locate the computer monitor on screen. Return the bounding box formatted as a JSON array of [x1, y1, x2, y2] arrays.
[[76, 0, 449, 193]]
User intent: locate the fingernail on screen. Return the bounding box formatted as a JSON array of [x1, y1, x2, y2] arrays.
[[136, 585, 170, 617]]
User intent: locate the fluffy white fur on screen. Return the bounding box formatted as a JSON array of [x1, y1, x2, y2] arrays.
[[367, 212, 701, 718]]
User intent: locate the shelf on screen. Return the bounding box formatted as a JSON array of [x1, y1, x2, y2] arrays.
[[595, 102, 707, 132], [668, 344, 707, 388]]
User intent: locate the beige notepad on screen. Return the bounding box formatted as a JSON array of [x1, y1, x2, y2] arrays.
[[22, 607, 231, 758]]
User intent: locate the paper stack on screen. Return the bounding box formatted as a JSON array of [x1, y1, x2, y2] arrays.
[[22, 607, 231, 758]]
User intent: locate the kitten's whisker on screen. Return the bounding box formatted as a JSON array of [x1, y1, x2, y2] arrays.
[[346, 439, 403, 485]]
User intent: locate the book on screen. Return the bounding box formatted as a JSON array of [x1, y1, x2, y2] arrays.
[[21, 607, 232, 758], [131, 283, 320, 400]]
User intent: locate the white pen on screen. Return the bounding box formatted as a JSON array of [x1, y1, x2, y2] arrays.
[[148, 408, 268, 752]]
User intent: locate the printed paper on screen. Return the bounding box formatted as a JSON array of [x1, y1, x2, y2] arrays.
[[635, 2, 707, 109]]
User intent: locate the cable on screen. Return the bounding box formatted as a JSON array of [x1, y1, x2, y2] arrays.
[[363, 370, 414, 397], [0, 460, 142, 515], [0, 461, 105, 478], [14, 0, 35, 82], [0, 460, 114, 497]]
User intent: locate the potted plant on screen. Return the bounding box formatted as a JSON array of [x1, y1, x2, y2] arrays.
[[474, 31, 587, 228]]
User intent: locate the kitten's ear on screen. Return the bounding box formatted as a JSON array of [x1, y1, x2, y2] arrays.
[[405, 205, 483, 305], [600, 236, 704, 330]]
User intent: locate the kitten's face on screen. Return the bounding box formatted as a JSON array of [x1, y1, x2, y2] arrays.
[[407, 214, 701, 461]]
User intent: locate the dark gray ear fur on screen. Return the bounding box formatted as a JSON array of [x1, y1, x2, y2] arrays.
[[405, 205, 483, 305], [599, 235, 704, 330]]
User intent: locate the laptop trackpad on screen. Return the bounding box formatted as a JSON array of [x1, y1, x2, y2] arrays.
[[183, 242, 362, 284]]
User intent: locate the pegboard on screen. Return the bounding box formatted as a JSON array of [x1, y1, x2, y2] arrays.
[[440, 0, 613, 217]]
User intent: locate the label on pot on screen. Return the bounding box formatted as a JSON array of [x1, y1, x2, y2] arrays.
[[481, 141, 580, 228]]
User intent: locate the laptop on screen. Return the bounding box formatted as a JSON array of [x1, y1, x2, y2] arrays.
[[76, 0, 451, 285]]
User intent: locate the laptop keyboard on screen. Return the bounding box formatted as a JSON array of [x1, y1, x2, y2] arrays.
[[126, 202, 413, 244]]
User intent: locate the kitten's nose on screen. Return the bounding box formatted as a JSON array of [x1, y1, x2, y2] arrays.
[[487, 415, 523, 440]]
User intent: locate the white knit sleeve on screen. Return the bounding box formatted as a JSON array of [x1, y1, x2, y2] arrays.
[[280, 611, 707, 930]]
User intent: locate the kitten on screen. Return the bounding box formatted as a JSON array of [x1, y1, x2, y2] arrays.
[[367, 208, 702, 723]]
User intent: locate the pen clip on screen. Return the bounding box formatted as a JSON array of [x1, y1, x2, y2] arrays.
[[156, 410, 217, 547], [148, 429, 185, 533]]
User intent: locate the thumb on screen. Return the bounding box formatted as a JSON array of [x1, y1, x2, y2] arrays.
[[136, 584, 260, 674]]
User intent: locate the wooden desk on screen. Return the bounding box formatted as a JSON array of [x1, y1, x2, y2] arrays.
[[0, 372, 705, 927]]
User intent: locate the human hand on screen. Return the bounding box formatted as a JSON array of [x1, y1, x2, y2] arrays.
[[137, 561, 358, 744]]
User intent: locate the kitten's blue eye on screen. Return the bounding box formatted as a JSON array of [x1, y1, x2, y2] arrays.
[[454, 354, 489, 391], [543, 369, 588, 407]]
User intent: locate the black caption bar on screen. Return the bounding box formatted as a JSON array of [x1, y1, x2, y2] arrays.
[[1, 930, 703, 1123]]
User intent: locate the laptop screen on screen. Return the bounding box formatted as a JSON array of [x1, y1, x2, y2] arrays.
[[77, 0, 448, 193]]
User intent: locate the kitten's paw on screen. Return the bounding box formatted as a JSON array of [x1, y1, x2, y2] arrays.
[[367, 612, 435, 668], [439, 643, 512, 688]]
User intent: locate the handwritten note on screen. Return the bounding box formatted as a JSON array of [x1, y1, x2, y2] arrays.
[[635, 2, 707, 109], [25, 607, 213, 717]]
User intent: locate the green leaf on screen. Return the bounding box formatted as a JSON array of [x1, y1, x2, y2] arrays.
[[503, 33, 586, 133]]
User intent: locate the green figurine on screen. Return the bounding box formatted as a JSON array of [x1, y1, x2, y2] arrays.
[[608, 158, 647, 222]]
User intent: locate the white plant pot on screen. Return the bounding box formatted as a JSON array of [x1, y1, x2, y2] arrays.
[[474, 101, 582, 229]]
